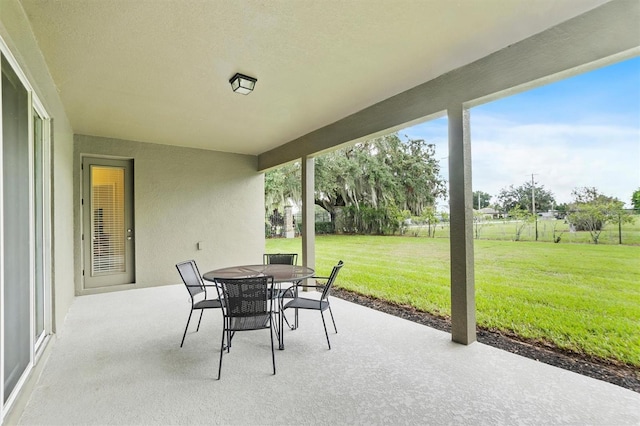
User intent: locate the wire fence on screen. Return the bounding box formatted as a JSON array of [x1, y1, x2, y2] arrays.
[[408, 210, 640, 245], [267, 208, 640, 245]]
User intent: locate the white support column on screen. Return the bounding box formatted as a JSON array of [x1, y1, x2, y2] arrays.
[[301, 156, 315, 278], [448, 105, 476, 345]]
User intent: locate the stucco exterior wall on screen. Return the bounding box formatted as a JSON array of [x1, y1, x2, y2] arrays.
[[74, 135, 264, 294], [0, 0, 76, 331]]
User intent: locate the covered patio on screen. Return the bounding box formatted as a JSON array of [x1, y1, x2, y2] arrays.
[[1, 0, 639, 423], [16, 285, 640, 425]]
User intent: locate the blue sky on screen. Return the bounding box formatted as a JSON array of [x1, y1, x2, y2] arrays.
[[402, 56, 640, 209]]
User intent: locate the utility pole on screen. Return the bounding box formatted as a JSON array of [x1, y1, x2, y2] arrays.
[[531, 173, 538, 241]]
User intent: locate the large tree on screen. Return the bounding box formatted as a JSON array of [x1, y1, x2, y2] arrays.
[[264, 161, 301, 213], [497, 181, 556, 213], [265, 133, 446, 234], [473, 191, 492, 210], [568, 187, 631, 244], [316, 134, 446, 233]]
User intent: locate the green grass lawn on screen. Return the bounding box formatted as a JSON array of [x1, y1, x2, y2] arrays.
[[408, 216, 640, 245], [266, 235, 640, 367]]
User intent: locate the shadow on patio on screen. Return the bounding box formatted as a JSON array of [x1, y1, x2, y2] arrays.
[[18, 285, 640, 425]]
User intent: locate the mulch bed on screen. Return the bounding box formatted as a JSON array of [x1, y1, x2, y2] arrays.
[[332, 287, 640, 393]]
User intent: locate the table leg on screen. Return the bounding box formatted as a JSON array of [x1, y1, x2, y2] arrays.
[[294, 282, 299, 330], [278, 282, 285, 350]]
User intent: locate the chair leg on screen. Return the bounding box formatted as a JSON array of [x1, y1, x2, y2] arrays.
[[328, 305, 338, 333], [282, 313, 292, 329], [320, 311, 331, 350], [279, 298, 293, 329], [217, 327, 225, 380], [196, 309, 204, 332], [227, 331, 235, 352], [270, 321, 276, 375], [180, 310, 194, 347]]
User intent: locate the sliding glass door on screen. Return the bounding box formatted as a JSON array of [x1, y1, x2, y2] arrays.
[[1, 46, 52, 416], [2, 55, 30, 404]]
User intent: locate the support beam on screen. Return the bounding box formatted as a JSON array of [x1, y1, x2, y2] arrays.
[[448, 105, 476, 345], [301, 156, 315, 278]]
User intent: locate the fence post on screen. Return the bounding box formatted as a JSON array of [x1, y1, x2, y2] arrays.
[[618, 213, 622, 245]]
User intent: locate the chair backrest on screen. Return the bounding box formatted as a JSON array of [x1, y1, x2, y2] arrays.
[[215, 276, 273, 318], [320, 260, 344, 301], [263, 253, 298, 266], [176, 260, 206, 298]]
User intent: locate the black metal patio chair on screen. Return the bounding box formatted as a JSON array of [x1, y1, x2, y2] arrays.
[[176, 260, 223, 347], [263, 253, 298, 266], [283, 260, 344, 349], [264, 253, 298, 325], [215, 275, 276, 379]]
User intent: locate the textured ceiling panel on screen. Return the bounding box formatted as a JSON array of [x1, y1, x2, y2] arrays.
[[20, 0, 608, 155]]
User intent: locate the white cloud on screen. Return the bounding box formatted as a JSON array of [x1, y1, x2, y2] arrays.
[[470, 115, 639, 206], [403, 114, 640, 207]]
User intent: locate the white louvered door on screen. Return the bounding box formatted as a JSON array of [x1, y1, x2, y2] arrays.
[[82, 157, 135, 289]]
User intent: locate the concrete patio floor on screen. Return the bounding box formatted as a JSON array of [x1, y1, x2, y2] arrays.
[[16, 284, 640, 425]]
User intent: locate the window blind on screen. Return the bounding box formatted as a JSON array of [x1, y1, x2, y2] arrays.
[[91, 166, 126, 275]]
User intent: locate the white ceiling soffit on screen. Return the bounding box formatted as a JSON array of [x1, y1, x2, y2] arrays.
[[20, 0, 608, 156]]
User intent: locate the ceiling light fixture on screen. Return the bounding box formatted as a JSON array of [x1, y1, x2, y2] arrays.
[[229, 73, 257, 95]]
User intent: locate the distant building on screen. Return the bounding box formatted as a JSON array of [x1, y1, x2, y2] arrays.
[[478, 207, 502, 220], [538, 211, 556, 220]]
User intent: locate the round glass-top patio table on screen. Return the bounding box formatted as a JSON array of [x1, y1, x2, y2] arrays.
[[203, 264, 314, 349], [202, 264, 314, 283]]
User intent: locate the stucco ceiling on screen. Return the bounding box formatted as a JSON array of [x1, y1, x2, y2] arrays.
[[20, 0, 608, 156]]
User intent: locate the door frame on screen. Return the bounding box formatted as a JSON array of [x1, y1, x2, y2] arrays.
[[80, 156, 136, 293]]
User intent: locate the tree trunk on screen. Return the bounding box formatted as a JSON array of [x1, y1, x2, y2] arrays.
[[334, 206, 345, 234]]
